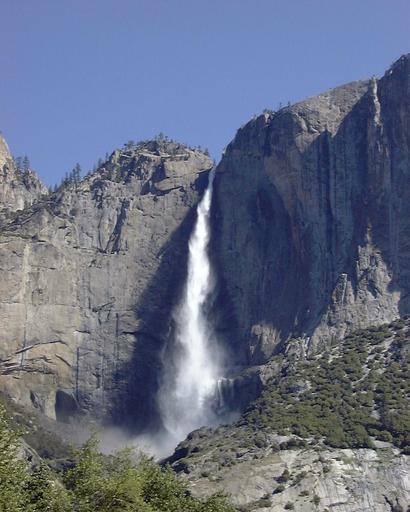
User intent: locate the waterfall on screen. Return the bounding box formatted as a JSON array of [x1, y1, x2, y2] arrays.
[[157, 169, 224, 452]]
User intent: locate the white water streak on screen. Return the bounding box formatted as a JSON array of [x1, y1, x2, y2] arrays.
[[157, 170, 223, 450]]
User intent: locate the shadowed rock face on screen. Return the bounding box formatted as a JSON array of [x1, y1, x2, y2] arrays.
[[0, 140, 212, 427], [212, 54, 410, 364]]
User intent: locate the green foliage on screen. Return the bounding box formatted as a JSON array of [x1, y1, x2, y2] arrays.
[[64, 435, 111, 511], [65, 439, 235, 512], [0, 403, 72, 512], [0, 405, 30, 512], [312, 494, 321, 505], [237, 494, 272, 512], [273, 484, 285, 494], [0, 394, 69, 461], [276, 469, 290, 483], [25, 463, 72, 512], [243, 321, 410, 450], [0, 411, 235, 512]]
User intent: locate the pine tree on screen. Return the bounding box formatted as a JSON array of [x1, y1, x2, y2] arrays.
[[14, 156, 23, 175], [22, 156, 30, 173], [0, 406, 235, 512], [0, 404, 30, 511], [62, 171, 70, 187], [25, 462, 72, 512], [73, 163, 82, 183]]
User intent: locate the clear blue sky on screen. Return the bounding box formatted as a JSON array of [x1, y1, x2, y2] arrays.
[[1, 0, 409, 186]]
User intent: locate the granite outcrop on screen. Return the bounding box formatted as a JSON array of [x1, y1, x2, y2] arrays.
[[0, 139, 212, 427]]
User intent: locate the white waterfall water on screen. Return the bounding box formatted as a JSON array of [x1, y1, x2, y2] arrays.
[[157, 169, 224, 453]]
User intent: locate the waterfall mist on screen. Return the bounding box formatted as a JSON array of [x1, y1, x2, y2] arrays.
[[155, 169, 227, 455], [101, 170, 236, 460]]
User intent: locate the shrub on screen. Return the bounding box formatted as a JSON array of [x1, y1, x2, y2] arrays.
[[273, 484, 285, 494], [276, 469, 290, 483], [376, 430, 394, 443], [0, 404, 31, 511], [242, 322, 410, 452]]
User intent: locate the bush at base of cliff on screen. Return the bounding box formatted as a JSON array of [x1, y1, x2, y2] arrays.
[[0, 404, 31, 511], [64, 436, 235, 511], [0, 404, 235, 512], [0, 403, 69, 512]]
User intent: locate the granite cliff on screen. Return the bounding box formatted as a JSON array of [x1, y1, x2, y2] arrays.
[[0, 139, 212, 427], [1, 54, 410, 512], [168, 54, 410, 510], [212, 54, 410, 365]]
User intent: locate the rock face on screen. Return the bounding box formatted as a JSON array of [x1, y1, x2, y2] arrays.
[[0, 134, 48, 223], [184, 444, 410, 512], [212, 54, 410, 364], [0, 140, 212, 426]]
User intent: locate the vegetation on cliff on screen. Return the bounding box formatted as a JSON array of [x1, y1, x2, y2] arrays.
[[244, 319, 410, 451]]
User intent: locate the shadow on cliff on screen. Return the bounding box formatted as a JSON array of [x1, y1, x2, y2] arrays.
[[210, 76, 410, 367], [109, 171, 210, 434], [109, 65, 410, 433], [372, 66, 410, 317]]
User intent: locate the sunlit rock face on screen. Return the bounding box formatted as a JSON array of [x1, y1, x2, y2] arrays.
[[0, 139, 212, 426], [212, 54, 410, 363], [0, 134, 47, 223]]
